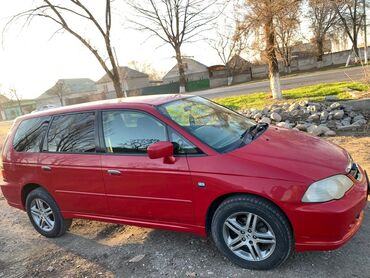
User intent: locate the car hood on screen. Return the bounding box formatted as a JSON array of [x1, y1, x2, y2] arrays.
[[228, 126, 349, 183]]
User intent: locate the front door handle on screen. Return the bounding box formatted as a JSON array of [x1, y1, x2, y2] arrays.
[[107, 169, 121, 176], [41, 166, 51, 171]]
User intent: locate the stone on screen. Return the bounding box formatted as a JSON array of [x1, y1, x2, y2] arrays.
[[259, 117, 271, 124], [253, 112, 262, 120], [295, 123, 307, 131], [337, 124, 359, 131], [307, 124, 329, 136], [324, 130, 337, 136], [288, 103, 300, 112], [308, 113, 320, 121], [320, 111, 329, 121], [352, 119, 367, 127], [47, 266, 54, 272], [333, 110, 344, 120], [262, 107, 270, 115], [330, 102, 341, 109], [318, 125, 330, 133], [353, 114, 365, 122], [307, 105, 318, 113], [302, 100, 310, 106], [272, 107, 282, 113], [276, 122, 291, 128], [291, 110, 300, 117], [270, 112, 282, 122]]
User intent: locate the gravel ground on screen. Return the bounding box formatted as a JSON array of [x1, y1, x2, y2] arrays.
[[0, 135, 369, 278]]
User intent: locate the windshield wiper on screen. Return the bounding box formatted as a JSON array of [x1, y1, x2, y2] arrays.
[[240, 123, 269, 143]]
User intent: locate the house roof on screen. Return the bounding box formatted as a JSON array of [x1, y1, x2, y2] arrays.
[[97, 66, 149, 84], [0, 94, 9, 104], [37, 78, 97, 99], [163, 58, 208, 80]]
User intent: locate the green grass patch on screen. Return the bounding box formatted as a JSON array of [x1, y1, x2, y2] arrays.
[[215, 82, 369, 111]]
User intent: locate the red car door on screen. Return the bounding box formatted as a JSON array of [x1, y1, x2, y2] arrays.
[[38, 112, 107, 215], [100, 109, 195, 225]]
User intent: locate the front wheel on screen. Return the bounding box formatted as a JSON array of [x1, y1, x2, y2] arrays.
[[26, 187, 72, 237], [211, 195, 293, 270]]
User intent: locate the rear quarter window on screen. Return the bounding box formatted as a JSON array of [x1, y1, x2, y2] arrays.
[[13, 117, 51, 152], [47, 112, 96, 153]]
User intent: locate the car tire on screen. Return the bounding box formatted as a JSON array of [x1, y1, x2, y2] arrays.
[[211, 195, 293, 270], [25, 187, 72, 237]]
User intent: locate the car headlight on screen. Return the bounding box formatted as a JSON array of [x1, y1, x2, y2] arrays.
[[302, 175, 353, 203]]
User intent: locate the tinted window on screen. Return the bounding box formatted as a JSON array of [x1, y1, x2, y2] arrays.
[[13, 117, 50, 152], [168, 127, 201, 155], [102, 110, 166, 154], [47, 112, 96, 153]]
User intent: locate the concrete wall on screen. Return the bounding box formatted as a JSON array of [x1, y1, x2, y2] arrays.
[[164, 71, 209, 84], [251, 64, 268, 79], [210, 73, 252, 88], [248, 47, 370, 79], [210, 77, 228, 88]]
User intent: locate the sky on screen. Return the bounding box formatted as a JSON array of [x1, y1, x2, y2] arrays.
[[0, 1, 226, 100]]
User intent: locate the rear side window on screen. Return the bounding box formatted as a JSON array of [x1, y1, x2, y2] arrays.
[[13, 117, 50, 152], [47, 112, 96, 153]]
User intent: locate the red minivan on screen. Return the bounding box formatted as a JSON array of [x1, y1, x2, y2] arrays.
[[1, 95, 369, 270]]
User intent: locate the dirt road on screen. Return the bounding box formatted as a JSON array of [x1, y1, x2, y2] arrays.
[[1, 135, 369, 278]]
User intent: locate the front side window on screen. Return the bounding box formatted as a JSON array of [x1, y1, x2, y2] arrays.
[[158, 96, 256, 153], [102, 110, 166, 154], [13, 117, 50, 152], [47, 112, 96, 153]]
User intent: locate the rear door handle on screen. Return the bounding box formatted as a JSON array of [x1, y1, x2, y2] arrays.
[[41, 166, 51, 171], [107, 169, 121, 176]]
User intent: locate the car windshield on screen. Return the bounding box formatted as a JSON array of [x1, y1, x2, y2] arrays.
[[157, 96, 258, 153]]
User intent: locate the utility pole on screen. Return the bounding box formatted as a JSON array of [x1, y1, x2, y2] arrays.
[[363, 0, 368, 64]]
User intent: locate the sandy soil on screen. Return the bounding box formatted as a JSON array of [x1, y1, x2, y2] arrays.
[[0, 126, 369, 277]]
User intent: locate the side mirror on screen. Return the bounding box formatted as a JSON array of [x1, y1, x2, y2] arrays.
[[147, 141, 175, 164]]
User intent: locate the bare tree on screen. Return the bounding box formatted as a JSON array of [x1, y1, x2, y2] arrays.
[[53, 80, 66, 106], [238, 0, 302, 99], [5, 0, 124, 98], [128, 0, 226, 93], [210, 22, 249, 85], [128, 60, 165, 81], [275, 4, 301, 73], [308, 0, 339, 61], [332, 0, 364, 60], [6, 88, 23, 116]]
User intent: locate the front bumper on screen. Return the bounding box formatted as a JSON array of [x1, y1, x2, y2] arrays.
[[292, 166, 368, 252]]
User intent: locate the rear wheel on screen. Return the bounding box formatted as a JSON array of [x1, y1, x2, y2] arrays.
[[26, 187, 72, 237], [211, 195, 293, 270]]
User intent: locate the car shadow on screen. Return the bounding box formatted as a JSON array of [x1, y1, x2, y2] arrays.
[[41, 202, 369, 277]]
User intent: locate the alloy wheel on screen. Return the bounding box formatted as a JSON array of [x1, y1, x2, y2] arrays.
[[222, 212, 276, 261]]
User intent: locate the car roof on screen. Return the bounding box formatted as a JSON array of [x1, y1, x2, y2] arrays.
[[19, 94, 193, 121]]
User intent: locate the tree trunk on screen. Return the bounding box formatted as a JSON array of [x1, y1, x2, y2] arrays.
[[16, 98, 23, 115], [316, 38, 324, 62], [353, 41, 360, 62], [111, 72, 125, 98], [175, 46, 186, 93], [265, 18, 282, 99]]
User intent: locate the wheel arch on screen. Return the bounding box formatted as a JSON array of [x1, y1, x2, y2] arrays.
[[205, 192, 294, 237], [21, 183, 45, 209]]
